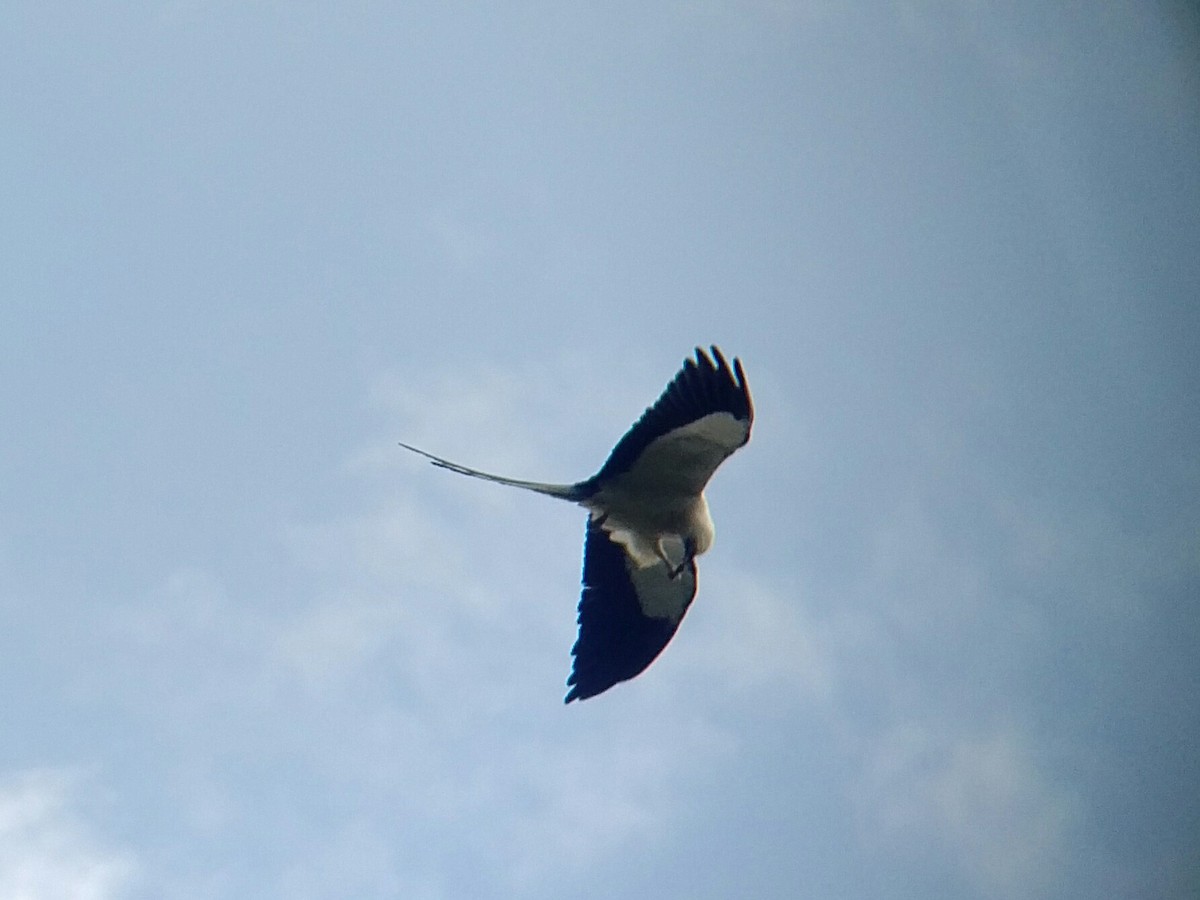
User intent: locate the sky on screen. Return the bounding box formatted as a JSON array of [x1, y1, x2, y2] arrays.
[[2, 2, 1198, 898]]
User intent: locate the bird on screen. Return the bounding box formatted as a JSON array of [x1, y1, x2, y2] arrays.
[[399, 346, 754, 702]]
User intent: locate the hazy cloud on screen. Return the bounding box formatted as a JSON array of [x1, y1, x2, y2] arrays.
[[0, 769, 137, 900]]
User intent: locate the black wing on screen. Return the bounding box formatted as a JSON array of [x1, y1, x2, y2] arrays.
[[564, 520, 698, 703], [581, 346, 753, 490]]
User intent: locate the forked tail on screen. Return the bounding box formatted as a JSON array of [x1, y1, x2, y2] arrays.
[[399, 442, 589, 502]]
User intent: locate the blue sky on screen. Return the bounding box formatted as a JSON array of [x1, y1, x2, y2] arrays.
[[2, 2, 1198, 898]]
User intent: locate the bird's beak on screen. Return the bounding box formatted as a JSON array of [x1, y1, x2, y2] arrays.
[[669, 537, 697, 580]]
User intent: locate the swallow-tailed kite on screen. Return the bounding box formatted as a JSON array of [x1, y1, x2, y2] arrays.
[[400, 346, 753, 702]]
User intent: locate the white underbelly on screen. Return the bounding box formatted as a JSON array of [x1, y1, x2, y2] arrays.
[[583, 485, 712, 568]]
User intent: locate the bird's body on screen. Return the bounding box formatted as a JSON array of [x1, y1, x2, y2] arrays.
[[584, 482, 712, 575], [400, 346, 753, 702]]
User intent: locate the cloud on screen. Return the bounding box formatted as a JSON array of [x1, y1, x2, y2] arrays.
[[664, 566, 834, 707], [63, 357, 748, 896], [0, 769, 137, 900], [858, 723, 1075, 899], [350, 355, 1078, 895], [365, 352, 643, 481], [50, 348, 1166, 898]]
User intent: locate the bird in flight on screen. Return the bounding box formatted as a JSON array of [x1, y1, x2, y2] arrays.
[[400, 346, 754, 702]]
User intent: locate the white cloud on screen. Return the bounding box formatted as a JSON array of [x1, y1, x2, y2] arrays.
[[667, 567, 834, 706], [55, 352, 1127, 898], [107, 357, 746, 895], [803, 472, 1109, 899], [365, 352, 643, 483], [858, 723, 1075, 899], [0, 769, 137, 900]]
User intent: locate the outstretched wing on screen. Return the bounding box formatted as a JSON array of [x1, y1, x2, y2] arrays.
[[565, 520, 698, 703], [581, 346, 753, 497]]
